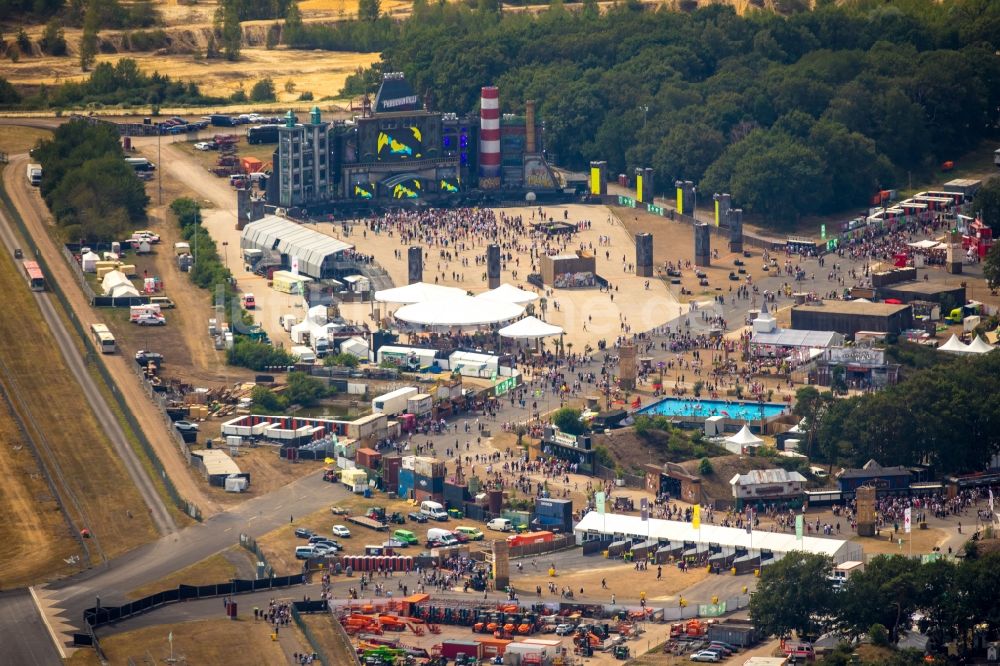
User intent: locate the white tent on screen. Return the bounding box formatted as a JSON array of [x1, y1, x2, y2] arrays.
[[101, 269, 132, 295], [394, 295, 523, 327], [306, 304, 328, 325], [726, 425, 764, 448], [107, 282, 140, 298], [81, 251, 100, 273], [966, 336, 995, 354], [498, 316, 563, 339], [908, 239, 942, 250], [339, 336, 369, 360], [374, 282, 466, 305], [938, 334, 971, 354], [477, 283, 540, 305]]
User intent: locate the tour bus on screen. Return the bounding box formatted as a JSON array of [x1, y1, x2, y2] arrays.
[[22, 260, 44, 291], [90, 323, 117, 354]]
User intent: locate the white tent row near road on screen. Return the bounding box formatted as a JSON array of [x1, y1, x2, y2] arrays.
[[573, 511, 855, 561]]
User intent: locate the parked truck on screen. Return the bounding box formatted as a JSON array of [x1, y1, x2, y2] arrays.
[[26, 163, 42, 186], [372, 386, 418, 416]]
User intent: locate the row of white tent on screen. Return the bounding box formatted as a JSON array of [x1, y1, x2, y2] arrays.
[[938, 333, 996, 355], [372, 281, 564, 339]]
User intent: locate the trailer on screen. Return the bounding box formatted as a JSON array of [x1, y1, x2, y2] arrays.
[[372, 387, 418, 417], [26, 163, 42, 186], [346, 514, 389, 532]]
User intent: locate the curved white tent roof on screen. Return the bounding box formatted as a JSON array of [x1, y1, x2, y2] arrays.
[[394, 295, 523, 327], [938, 334, 971, 354], [726, 425, 764, 446], [101, 269, 131, 294], [966, 335, 995, 354], [477, 283, 540, 305], [498, 316, 563, 339], [374, 282, 466, 305]]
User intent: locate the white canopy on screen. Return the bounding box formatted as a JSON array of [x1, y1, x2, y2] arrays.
[[477, 283, 540, 305], [908, 239, 942, 250], [726, 425, 764, 447], [374, 282, 466, 305], [966, 336, 995, 354], [938, 334, 970, 354], [394, 295, 523, 327], [101, 269, 131, 294], [498, 316, 563, 339], [81, 251, 101, 272]]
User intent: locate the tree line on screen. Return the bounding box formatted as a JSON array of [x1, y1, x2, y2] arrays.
[[751, 550, 1000, 661], [795, 350, 1000, 476], [300, 0, 1000, 225], [33, 119, 148, 243]]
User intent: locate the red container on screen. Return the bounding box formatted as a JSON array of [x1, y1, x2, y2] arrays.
[[441, 641, 483, 660]]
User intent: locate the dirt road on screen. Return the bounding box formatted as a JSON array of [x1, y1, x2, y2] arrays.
[[3, 153, 222, 518]]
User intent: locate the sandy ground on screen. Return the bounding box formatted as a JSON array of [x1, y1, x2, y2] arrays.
[[324, 204, 683, 351]]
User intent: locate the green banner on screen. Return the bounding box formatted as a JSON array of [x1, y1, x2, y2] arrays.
[[795, 514, 804, 541], [617, 195, 636, 208], [699, 602, 727, 617], [648, 204, 664, 216]]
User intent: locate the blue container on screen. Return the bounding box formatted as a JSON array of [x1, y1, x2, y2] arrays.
[[398, 469, 414, 497]]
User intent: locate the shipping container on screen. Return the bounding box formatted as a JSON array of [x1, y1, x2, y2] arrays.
[[407, 393, 433, 417], [372, 387, 418, 416], [355, 447, 382, 470], [413, 456, 446, 478], [440, 641, 483, 660], [476, 638, 511, 658], [507, 531, 554, 548]]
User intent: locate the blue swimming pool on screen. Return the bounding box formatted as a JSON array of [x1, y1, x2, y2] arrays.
[[638, 397, 787, 422]]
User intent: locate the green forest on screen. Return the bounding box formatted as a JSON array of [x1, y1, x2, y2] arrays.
[[305, 0, 1000, 223]]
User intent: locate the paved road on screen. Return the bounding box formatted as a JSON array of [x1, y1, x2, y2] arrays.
[[0, 591, 62, 665]]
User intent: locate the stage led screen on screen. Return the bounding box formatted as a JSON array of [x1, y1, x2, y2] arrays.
[[391, 178, 422, 199], [377, 126, 424, 161]]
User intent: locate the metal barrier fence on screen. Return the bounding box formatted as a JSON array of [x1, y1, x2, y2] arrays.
[[0, 178, 202, 522], [239, 533, 274, 579], [509, 534, 576, 559], [290, 604, 333, 666], [328, 608, 363, 666], [82, 574, 306, 628]]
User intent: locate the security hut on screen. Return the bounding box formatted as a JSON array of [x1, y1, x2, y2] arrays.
[[730, 468, 806, 510]]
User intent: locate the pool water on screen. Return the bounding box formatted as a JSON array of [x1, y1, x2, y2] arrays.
[[638, 397, 787, 422]]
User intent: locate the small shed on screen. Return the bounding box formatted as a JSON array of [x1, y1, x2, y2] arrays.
[[241, 156, 263, 173]]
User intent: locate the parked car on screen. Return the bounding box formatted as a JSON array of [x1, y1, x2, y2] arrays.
[[330, 506, 348, 515], [690, 651, 721, 662], [193, 142, 213, 151], [709, 641, 737, 654], [294, 545, 317, 559], [294, 527, 315, 539], [707, 643, 733, 656], [450, 531, 470, 544], [407, 512, 428, 523], [555, 624, 576, 636], [332, 525, 351, 538], [173, 420, 199, 432], [14, 248, 23, 259], [135, 350, 164, 366], [135, 315, 166, 326]]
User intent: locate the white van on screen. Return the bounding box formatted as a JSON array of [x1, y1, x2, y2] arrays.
[[487, 518, 513, 532], [427, 528, 459, 547], [295, 545, 317, 560], [419, 501, 448, 522]]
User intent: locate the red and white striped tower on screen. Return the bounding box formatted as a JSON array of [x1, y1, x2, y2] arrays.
[[479, 86, 501, 188]]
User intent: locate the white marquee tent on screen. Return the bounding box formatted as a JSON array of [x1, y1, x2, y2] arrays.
[[394, 294, 523, 327], [966, 335, 996, 354], [498, 316, 563, 339], [374, 282, 466, 305], [573, 511, 855, 561], [938, 334, 971, 354], [726, 425, 764, 447], [477, 283, 540, 305]]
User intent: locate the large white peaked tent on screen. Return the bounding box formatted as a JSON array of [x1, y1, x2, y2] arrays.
[[374, 282, 466, 305], [938, 334, 971, 354], [477, 283, 540, 305], [498, 316, 563, 339]]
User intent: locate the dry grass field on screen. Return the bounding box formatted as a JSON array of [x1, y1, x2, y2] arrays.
[[125, 548, 253, 599], [66, 618, 297, 666], [0, 167, 158, 576]]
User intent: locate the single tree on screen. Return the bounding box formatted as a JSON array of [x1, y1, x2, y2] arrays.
[[250, 77, 276, 102], [984, 241, 1000, 294], [358, 0, 380, 21]]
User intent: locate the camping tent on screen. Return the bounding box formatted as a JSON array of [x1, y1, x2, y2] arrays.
[[101, 269, 132, 295], [394, 294, 523, 327], [966, 336, 995, 354], [938, 334, 971, 354], [374, 282, 466, 305], [498, 316, 563, 339], [477, 283, 540, 305]]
